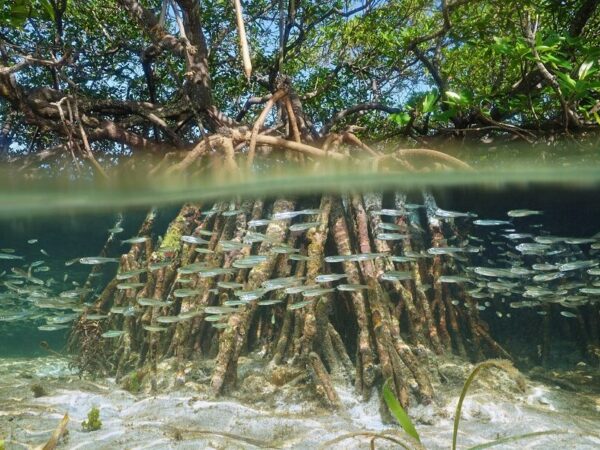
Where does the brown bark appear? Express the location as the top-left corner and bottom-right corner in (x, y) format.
(329, 196), (376, 399)
(211, 198), (294, 394)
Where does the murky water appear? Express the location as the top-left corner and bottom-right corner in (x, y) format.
(1, 166), (600, 449)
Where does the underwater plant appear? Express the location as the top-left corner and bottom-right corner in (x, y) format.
(122, 370), (145, 394)
(451, 359), (525, 450)
(81, 407), (102, 432)
(31, 382), (47, 398)
(379, 359), (583, 450)
(382, 378), (420, 443)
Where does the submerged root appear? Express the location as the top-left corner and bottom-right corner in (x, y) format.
(71, 187), (511, 414)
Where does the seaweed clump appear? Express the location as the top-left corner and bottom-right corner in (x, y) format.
(121, 369), (146, 393)
(81, 407), (102, 431)
(31, 382), (47, 398)
(69, 319), (110, 377)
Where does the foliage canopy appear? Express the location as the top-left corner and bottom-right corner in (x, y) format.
(0, 0), (599, 171)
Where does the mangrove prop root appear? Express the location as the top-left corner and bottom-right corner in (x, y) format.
(348, 194), (411, 405)
(246, 90), (287, 167)
(330, 196), (376, 399)
(211, 198), (294, 394)
(364, 193), (424, 345)
(395, 193), (443, 354)
(308, 351), (341, 408)
(285, 97), (302, 144)
(78, 185), (510, 412)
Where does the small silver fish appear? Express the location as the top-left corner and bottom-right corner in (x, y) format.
(143, 325), (168, 332)
(315, 274), (347, 283)
(102, 330), (125, 338)
(438, 275), (472, 284)
(337, 284), (369, 291)
(288, 300), (313, 310)
(248, 219), (273, 227)
(115, 281), (144, 291)
(258, 299), (283, 306)
(434, 208), (476, 219)
(181, 235), (210, 245)
(79, 257), (120, 265)
(376, 233), (409, 241)
(473, 219), (511, 226)
(559, 260), (598, 272)
(507, 209), (542, 218)
(380, 271), (413, 282)
(174, 289), (202, 298)
(0, 253), (23, 260)
(137, 298), (171, 307)
(156, 315), (181, 323)
(122, 236), (149, 244)
(289, 222), (321, 232)
(222, 209), (244, 217)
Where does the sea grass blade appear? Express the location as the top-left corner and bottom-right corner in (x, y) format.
(452, 359), (522, 450)
(467, 430), (569, 449)
(382, 378), (421, 443)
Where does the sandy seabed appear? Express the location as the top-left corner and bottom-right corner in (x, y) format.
(1, 356), (599, 449)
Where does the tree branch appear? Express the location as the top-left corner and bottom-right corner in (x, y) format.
(0, 51), (72, 75)
(523, 14), (580, 130)
(322, 103), (404, 135)
(569, 0), (600, 37)
(235, 94), (272, 122)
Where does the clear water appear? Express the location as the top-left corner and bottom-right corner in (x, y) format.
(1, 162), (600, 449)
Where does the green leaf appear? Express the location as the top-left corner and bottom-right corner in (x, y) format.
(421, 92), (437, 114)
(382, 379), (421, 443)
(515, 40), (531, 58)
(432, 109), (454, 122)
(539, 53), (559, 65)
(5, 0), (31, 28)
(491, 36), (510, 54)
(39, 0), (55, 20)
(578, 61), (594, 80)
(445, 90), (470, 109)
(593, 111), (600, 126)
(556, 72), (577, 91)
(540, 53), (572, 70)
(445, 90), (462, 101)
(389, 112), (411, 126)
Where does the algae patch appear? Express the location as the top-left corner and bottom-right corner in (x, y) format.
(81, 407), (102, 431)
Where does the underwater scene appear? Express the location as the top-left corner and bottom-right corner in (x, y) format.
(4, 0), (600, 448)
(1, 178), (600, 449)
